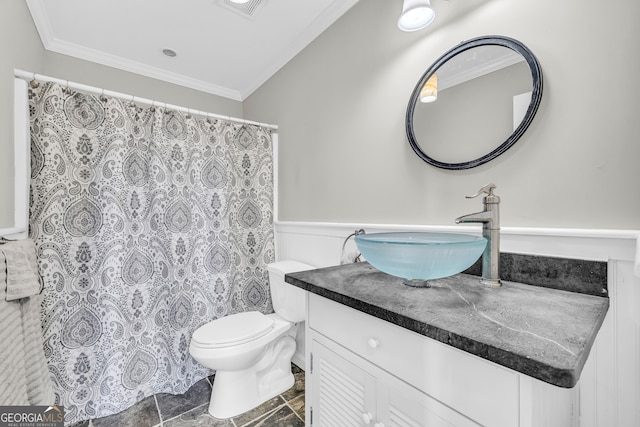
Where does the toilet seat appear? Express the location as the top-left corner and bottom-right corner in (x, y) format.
(191, 311), (275, 349)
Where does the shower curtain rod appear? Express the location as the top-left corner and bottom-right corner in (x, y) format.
(14, 69), (278, 130)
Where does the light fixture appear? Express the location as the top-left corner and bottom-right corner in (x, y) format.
(229, 0), (250, 3)
(398, 0), (435, 32)
(420, 73), (437, 103)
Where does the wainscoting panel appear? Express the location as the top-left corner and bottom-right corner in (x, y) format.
(276, 221), (640, 427)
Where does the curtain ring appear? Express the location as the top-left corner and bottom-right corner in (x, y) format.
(100, 88), (107, 103)
(149, 100), (155, 113)
(29, 72), (39, 88)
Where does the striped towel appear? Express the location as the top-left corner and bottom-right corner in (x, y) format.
(1, 239), (41, 301)
(0, 243), (54, 405)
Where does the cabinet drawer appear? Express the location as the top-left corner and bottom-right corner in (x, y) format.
(309, 293), (519, 427)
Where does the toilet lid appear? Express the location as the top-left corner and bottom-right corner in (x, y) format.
(191, 311), (275, 348)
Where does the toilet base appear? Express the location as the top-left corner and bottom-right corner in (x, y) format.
(208, 333), (296, 419)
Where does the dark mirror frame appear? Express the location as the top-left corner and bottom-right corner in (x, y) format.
(406, 35), (543, 170)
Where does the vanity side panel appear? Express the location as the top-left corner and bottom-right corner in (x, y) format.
(579, 259), (640, 427)
(612, 260), (640, 427)
(519, 375), (578, 427)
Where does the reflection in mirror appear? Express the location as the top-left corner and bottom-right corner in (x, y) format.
(406, 36), (543, 169)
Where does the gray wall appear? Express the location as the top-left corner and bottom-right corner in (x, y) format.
(0, 0), (44, 228)
(244, 0), (640, 230)
(0, 0), (243, 229)
(2, 0), (638, 231)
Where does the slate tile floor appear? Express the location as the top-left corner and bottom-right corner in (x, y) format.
(70, 364), (305, 427)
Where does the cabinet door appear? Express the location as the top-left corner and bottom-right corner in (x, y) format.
(377, 376), (480, 427)
(311, 334), (481, 427)
(312, 339), (377, 427)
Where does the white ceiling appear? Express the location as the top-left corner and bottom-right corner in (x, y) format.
(26, 0), (360, 101)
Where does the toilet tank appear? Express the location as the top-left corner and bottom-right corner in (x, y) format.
(267, 260), (315, 322)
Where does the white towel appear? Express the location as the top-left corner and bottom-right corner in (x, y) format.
(0, 249), (54, 405)
(1, 239), (41, 301)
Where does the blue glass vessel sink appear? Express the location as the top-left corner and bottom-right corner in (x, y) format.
(354, 232), (487, 287)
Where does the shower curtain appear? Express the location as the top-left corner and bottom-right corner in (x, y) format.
(28, 81), (275, 424)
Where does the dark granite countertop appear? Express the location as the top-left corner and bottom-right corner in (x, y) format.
(286, 262), (609, 388)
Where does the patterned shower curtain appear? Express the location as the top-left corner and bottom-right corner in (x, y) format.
(28, 82), (275, 424)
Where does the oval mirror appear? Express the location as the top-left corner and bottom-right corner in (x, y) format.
(406, 36), (543, 169)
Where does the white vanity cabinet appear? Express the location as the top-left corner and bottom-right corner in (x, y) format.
(305, 293), (578, 427)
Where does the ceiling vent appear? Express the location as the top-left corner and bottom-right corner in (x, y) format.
(221, 0), (264, 18)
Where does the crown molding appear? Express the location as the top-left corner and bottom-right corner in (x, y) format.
(26, 0), (240, 100)
(27, 0), (359, 102)
(439, 50), (524, 91)
(50, 39), (243, 101)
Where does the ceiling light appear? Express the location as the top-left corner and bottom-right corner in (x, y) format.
(420, 74), (437, 103)
(398, 0), (435, 32)
(229, 0), (250, 3)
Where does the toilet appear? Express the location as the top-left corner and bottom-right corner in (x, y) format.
(189, 260), (314, 419)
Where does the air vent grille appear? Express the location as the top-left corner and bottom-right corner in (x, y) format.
(223, 0), (263, 17)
